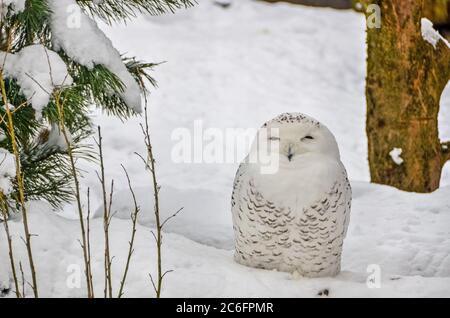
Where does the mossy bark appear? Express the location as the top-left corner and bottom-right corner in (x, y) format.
(364, 0), (450, 193)
(423, 0), (449, 24)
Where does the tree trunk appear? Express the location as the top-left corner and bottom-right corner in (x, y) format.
(423, 0), (449, 24)
(364, 0), (450, 193)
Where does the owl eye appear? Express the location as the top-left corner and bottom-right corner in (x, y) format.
(268, 137), (280, 141)
(302, 135), (314, 141)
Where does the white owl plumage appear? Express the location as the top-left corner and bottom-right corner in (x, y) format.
(231, 113), (351, 277)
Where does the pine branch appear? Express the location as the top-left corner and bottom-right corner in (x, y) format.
(124, 56), (159, 96)
(77, 0), (195, 24)
(1, 78), (91, 209)
(0, 0), (176, 213)
(14, 0), (52, 49)
(66, 56), (158, 118)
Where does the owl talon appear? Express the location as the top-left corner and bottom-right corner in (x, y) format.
(317, 289), (329, 297)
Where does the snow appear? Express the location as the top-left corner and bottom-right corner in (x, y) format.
(45, 124), (72, 152)
(389, 148), (404, 165)
(1, 0), (450, 298)
(2, 182), (450, 297)
(421, 18), (450, 49)
(0, 149), (15, 195)
(48, 0), (142, 112)
(96, 186), (234, 249)
(1, 44), (73, 118)
(1, 0), (26, 14)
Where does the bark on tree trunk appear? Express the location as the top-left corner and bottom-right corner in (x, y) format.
(423, 0), (449, 24)
(363, 0), (450, 193)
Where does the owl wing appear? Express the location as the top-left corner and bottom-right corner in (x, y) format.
(304, 166), (351, 244)
(231, 160), (248, 211)
(289, 165), (351, 276)
(340, 166), (352, 238)
(231, 160), (250, 235)
(232, 160), (293, 268)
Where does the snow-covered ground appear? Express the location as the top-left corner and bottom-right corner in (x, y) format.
(1, 0), (450, 298)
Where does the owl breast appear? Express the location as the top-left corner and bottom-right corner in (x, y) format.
(231, 161), (351, 277)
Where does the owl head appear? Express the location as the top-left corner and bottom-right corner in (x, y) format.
(254, 113), (341, 167)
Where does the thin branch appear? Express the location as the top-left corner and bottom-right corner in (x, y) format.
(140, 104), (165, 298)
(150, 230), (157, 244)
(24, 73), (51, 95)
(19, 262), (25, 298)
(148, 273), (157, 295)
(160, 207), (184, 229)
(53, 89), (92, 298)
(86, 188), (94, 297)
(97, 126), (113, 298)
(117, 165), (140, 298)
(0, 69), (39, 298)
(107, 180), (115, 226)
(161, 270), (173, 280)
(0, 193), (21, 298)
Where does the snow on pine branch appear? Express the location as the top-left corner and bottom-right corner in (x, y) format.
(0, 149), (16, 195)
(78, 0), (194, 24)
(48, 0), (143, 112)
(1, 45), (73, 118)
(421, 18), (450, 49)
(0, 0), (26, 15)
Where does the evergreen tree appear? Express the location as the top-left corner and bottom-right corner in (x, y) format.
(0, 0), (192, 209)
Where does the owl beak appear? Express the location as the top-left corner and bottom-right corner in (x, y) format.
(287, 146), (294, 162)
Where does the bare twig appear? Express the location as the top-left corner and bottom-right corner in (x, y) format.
(107, 180), (115, 226)
(149, 273), (157, 295)
(19, 262), (25, 298)
(160, 207), (184, 229)
(139, 104), (165, 298)
(150, 230), (157, 243)
(86, 188), (94, 297)
(117, 165), (140, 298)
(53, 89), (92, 298)
(96, 126), (113, 298)
(0, 192), (21, 298)
(161, 270), (173, 280)
(0, 70), (39, 298)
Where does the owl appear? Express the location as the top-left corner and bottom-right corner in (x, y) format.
(231, 113), (351, 277)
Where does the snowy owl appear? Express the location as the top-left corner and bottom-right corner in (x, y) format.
(231, 113), (351, 277)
